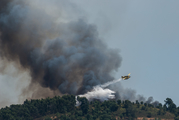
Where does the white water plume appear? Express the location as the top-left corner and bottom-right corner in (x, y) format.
(79, 86), (115, 101)
(76, 78), (122, 105)
(99, 78), (122, 88)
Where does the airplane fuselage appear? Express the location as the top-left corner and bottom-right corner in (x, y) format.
(121, 76), (130, 80)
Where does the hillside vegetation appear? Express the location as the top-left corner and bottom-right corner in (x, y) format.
(0, 95), (179, 120)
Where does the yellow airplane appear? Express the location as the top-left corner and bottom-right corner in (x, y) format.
(121, 73), (131, 80)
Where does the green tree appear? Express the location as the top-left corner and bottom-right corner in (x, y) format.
(144, 103), (147, 107)
(136, 100), (139, 105)
(117, 100), (121, 105)
(164, 98), (177, 113)
(175, 116), (179, 120)
(124, 100), (136, 119)
(86, 114), (93, 120)
(100, 114), (111, 120)
(110, 102), (118, 112)
(45, 117), (52, 120)
(147, 112), (152, 118)
(141, 106), (145, 110)
(78, 97), (89, 114)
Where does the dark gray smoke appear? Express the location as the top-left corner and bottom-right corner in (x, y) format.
(146, 96), (154, 104)
(109, 83), (159, 105)
(146, 96), (159, 106)
(110, 83), (146, 102)
(0, 0), (121, 96)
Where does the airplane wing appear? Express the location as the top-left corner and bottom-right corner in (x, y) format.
(128, 73), (131, 76)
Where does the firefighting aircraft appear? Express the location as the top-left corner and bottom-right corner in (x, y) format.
(121, 73), (131, 80)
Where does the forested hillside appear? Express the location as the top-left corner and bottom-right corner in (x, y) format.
(0, 95), (178, 120)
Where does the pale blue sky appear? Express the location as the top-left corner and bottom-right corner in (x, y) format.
(73, 0), (179, 105)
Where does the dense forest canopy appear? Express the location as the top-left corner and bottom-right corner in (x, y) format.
(0, 95), (179, 120)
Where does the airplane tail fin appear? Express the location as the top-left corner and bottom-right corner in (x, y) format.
(128, 73), (131, 76)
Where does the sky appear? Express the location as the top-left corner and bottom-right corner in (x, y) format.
(72, 0), (179, 105)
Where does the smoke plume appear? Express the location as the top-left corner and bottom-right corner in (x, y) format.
(0, 0), (121, 99)
(0, 0), (159, 107)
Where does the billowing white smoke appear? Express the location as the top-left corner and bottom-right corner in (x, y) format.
(76, 78), (121, 105)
